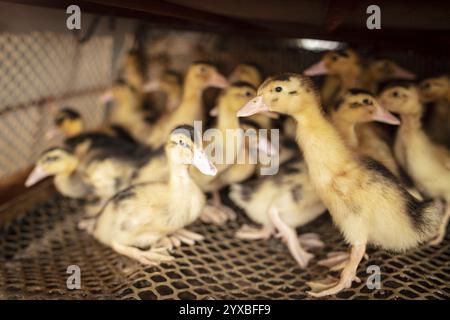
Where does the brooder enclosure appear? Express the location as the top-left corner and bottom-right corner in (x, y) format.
(0, 1), (449, 300)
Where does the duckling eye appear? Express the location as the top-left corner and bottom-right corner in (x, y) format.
(275, 86), (283, 93)
(199, 66), (207, 73)
(331, 55), (338, 61)
(46, 156), (59, 162)
(392, 91), (399, 97)
(362, 98), (371, 105)
(245, 91), (252, 97)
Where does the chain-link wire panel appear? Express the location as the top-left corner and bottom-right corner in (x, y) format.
(0, 31), (114, 177)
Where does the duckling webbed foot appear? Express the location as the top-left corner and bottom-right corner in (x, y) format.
(78, 218), (96, 234)
(201, 204), (236, 225)
(307, 243), (366, 297)
(269, 206), (313, 268)
(317, 250), (368, 271)
(298, 233), (325, 250)
(155, 229), (204, 250)
(235, 224), (274, 240)
(112, 241), (174, 266)
(428, 204), (450, 246)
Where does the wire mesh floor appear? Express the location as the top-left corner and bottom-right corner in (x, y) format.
(0, 189), (449, 300)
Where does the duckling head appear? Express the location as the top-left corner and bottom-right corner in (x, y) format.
(143, 71), (182, 109)
(185, 62), (228, 90)
(237, 73), (320, 117)
(379, 82), (423, 116)
(221, 81), (257, 112)
(333, 89), (400, 125)
(53, 107), (84, 137)
(418, 75), (450, 103)
(166, 125), (217, 176)
(304, 49), (359, 77)
(25, 147), (79, 187)
(229, 63), (263, 88)
(368, 59), (416, 82)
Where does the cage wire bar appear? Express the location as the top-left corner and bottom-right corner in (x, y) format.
(0, 4), (450, 300)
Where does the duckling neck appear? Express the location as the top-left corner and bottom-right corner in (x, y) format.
(177, 84), (204, 117)
(168, 162), (196, 192)
(292, 102), (355, 182)
(217, 102), (240, 133)
(166, 86), (181, 109)
(331, 114), (359, 149)
(339, 65), (361, 91)
(400, 113), (422, 132)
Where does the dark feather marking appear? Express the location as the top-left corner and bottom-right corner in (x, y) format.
(291, 184), (303, 202)
(348, 88), (374, 96)
(288, 90), (298, 95)
(231, 81), (256, 90)
(239, 118), (261, 130)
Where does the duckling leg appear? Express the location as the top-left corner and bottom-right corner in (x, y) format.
(201, 191), (236, 225)
(298, 233), (325, 250)
(268, 206), (313, 268)
(317, 251), (369, 271)
(428, 203), (450, 246)
(235, 224), (274, 240)
(307, 243), (366, 297)
(111, 241), (174, 266)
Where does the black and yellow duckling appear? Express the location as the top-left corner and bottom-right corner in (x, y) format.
(47, 107), (137, 152)
(145, 62), (228, 149)
(25, 147), (93, 199)
(80, 125), (217, 266)
(379, 83), (450, 245)
(238, 73), (442, 297)
(419, 75), (450, 146)
(230, 157), (326, 268)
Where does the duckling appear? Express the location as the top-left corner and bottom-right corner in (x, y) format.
(229, 63), (263, 88)
(229, 157), (326, 267)
(331, 89), (401, 177)
(379, 83), (450, 245)
(237, 73), (443, 297)
(361, 58), (416, 93)
(47, 107), (138, 151)
(142, 70), (182, 112)
(83, 125), (217, 265)
(190, 82), (267, 224)
(145, 62), (228, 149)
(25, 147), (92, 199)
(227, 63), (274, 131)
(304, 49), (362, 109)
(121, 49), (145, 94)
(419, 75), (450, 146)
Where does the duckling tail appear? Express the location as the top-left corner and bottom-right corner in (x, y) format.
(412, 198), (445, 243)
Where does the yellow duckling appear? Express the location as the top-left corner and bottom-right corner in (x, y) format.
(82, 125), (217, 265)
(419, 75), (450, 146)
(379, 83), (450, 245)
(238, 73), (442, 297)
(146, 62), (228, 149)
(25, 147), (92, 199)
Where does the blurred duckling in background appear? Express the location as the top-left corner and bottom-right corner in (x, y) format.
(146, 62), (228, 149)
(229, 63), (263, 88)
(379, 83), (450, 245)
(331, 89), (401, 176)
(419, 75), (450, 146)
(47, 107), (137, 151)
(25, 147), (92, 199)
(191, 82), (270, 224)
(143, 70), (182, 112)
(304, 49), (362, 109)
(238, 73), (443, 297)
(81, 125), (217, 266)
(230, 158), (326, 268)
(361, 58), (416, 93)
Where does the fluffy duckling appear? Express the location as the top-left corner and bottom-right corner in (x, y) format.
(190, 82), (266, 224)
(304, 49), (362, 109)
(237, 73), (443, 297)
(227, 63), (275, 131)
(146, 62), (228, 149)
(419, 75), (450, 146)
(83, 125), (217, 265)
(379, 83), (450, 245)
(47, 107), (137, 151)
(143, 70), (182, 112)
(121, 49), (145, 93)
(331, 89), (401, 176)
(361, 58), (416, 93)
(25, 147), (92, 199)
(230, 157), (326, 267)
(229, 63), (263, 88)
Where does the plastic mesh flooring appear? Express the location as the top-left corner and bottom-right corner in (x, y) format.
(0, 188), (449, 300)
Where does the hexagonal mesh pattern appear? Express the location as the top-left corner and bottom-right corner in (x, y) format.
(0, 188), (449, 300)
